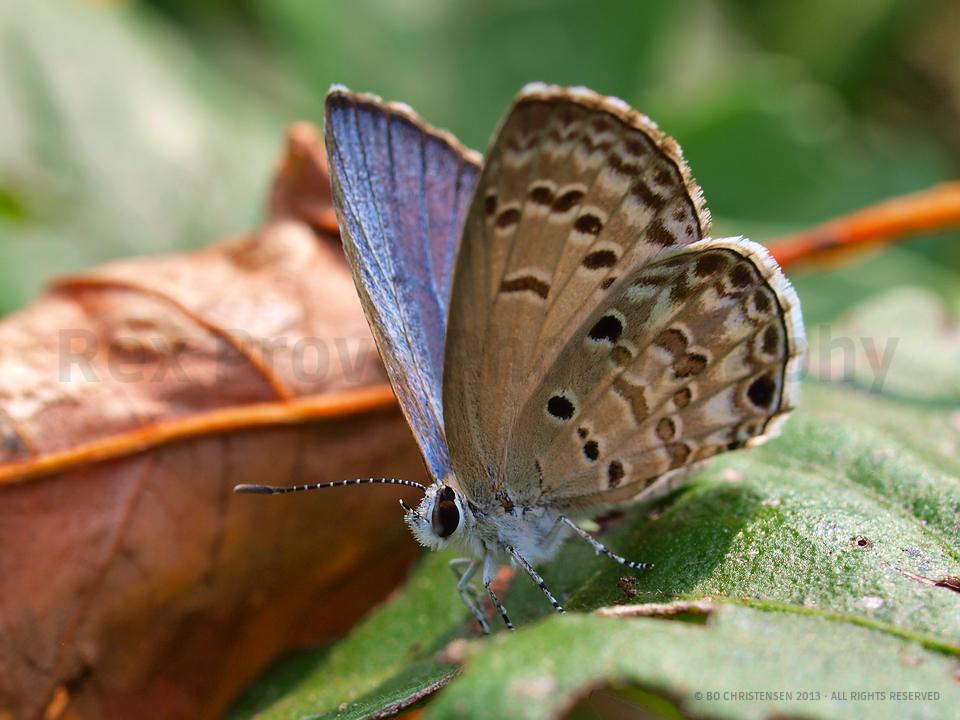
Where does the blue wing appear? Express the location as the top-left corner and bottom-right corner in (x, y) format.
(325, 86), (481, 482)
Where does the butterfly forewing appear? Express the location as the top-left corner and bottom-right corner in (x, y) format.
(443, 84), (713, 503)
(325, 88), (481, 482)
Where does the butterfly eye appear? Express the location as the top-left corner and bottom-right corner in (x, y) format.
(432, 486), (460, 538)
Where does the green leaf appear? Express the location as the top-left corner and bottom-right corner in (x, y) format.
(429, 607), (960, 720)
(227, 551), (467, 720)
(233, 287), (960, 718)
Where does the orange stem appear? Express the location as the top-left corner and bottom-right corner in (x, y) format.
(769, 181), (960, 269)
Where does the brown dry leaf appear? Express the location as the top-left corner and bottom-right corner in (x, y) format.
(0, 124), (426, 720)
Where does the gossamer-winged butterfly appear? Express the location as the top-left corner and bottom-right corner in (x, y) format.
(236, 84), (805, 632)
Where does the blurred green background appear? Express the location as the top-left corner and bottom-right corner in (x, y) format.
(1, 0), (958, 323)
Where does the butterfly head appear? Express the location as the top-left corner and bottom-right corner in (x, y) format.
(402, 482), (471, 550)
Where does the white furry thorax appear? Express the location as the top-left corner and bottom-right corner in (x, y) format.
(403, 481), (569, 566)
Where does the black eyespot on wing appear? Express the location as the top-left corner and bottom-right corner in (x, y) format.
(607, 461), (625, 487)
(588, 314), (623, 344)
(646, 218), (676, 246)
(528, 184), (555, 205)
(582, 249), (617, 269)
(583, 440), (599, 461)
(484, 193), (497, 217)
(547, 394), (575, 421)
(574, 214), (604, 235)
(432, 486), (460, 539)
(729, 263), (754, 289)
(500, 276), (550, 299)
(747, 373), (777, 409)
(674, 352), (707, 378)
(552, 189), (584, 212)
(694, 252), (727, 278)
(762, 325), (781, 355)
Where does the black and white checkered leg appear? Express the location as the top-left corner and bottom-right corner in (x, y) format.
(482, 556), (514, 631)
(506, 545), (565, 615)
(560, 516), (654, 570)
(450, 558), (490, 634)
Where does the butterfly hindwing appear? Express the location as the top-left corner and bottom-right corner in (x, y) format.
(443, 84), (713, 504)
(325, 87), (481, 482)
(510, 237), (803, 508)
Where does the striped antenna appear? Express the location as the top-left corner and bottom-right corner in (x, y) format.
(233, 478), (428, 495)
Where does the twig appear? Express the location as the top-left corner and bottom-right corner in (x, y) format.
(769, 181), (960, 270)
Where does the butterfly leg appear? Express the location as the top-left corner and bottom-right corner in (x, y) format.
(449, 558), (491, 634)
(505, 545), (565, 615)
(482, 555), (514, 631)
(560, 516), (654, 570)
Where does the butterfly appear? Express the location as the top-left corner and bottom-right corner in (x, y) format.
(236, 83), (805, 633)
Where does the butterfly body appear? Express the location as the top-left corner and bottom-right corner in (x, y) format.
(292, 83), (805, 631)
(406, 479), (570, 567)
